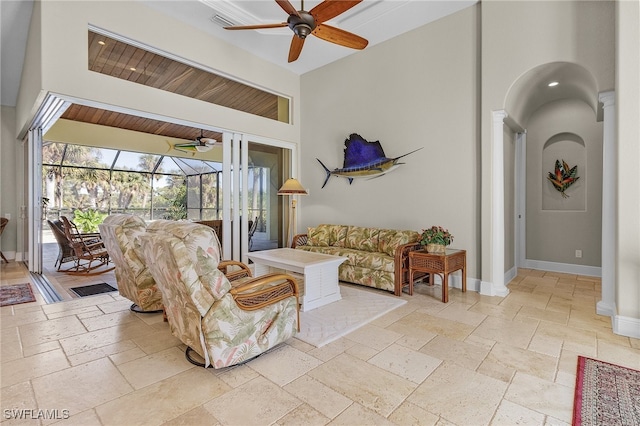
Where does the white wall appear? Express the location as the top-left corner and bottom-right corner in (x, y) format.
(525, 99), (603, 267)
(504, 125), (516, 273)
(0, 106), (18, 258)
(300, 6), (480, 278)
(615, 0), (640, 331)
(17, 1), (301, 144)
(481, 0), (615, 284)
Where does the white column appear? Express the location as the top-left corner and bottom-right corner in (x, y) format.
(597, 91), (616, 317)
(483, 110), (510, 297)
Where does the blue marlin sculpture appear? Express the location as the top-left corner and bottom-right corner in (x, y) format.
(317, 133), (422, 188)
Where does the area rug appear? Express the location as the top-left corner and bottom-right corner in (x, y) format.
(70, 282), (117, 297)
(573, 355), (640, 426)
(295, 285), (407, 348)
(0, 283), (36, 306)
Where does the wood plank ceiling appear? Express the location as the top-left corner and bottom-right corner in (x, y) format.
(58, 30), (285, 143)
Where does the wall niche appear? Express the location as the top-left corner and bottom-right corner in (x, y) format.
(542, 132), (586, 211)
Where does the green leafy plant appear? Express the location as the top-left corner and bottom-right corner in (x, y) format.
(73, 209), (107, 233)
(420, 226), (454, 246)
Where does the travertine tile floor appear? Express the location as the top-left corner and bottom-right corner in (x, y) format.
(1, 261), (639, 425)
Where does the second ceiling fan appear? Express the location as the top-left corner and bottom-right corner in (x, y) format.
(224, 0), (368, 63)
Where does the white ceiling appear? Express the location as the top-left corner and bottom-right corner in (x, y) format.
(0, 0), (477, 107)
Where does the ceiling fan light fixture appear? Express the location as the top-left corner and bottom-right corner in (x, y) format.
(195, 145), (214, 153)
(294, 23), (312, 38)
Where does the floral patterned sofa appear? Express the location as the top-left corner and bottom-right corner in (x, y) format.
(139, 220), (300, 368)
(292, 224), (420, 295)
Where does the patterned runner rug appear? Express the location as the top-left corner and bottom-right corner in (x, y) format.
(573, 355), (640, 425)
(0, 283), (36, 306)
(295, 285), (407, 348)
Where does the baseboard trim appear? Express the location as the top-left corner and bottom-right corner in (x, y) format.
(613, 314), (640, 339)
(504, 266), (517, 285)
(596, 300), (616, 317)
(524, 259), (601, 277)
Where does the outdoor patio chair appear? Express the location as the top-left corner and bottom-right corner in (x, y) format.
(48, 218), (102, 271)
(60, 216), (113, 275)
(139, 220), (300, 369)
(99, 214), (163, 313)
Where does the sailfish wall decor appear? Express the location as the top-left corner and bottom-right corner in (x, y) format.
(317, 133), (422, 188)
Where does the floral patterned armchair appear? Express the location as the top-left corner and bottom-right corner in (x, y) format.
(99, 214), (164, 313)
(139, 221), (300, 368)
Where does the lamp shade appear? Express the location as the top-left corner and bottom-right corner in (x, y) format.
(278, 178), (308, 195)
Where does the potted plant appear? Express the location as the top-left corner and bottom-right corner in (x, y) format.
(420, 226), (454, 254)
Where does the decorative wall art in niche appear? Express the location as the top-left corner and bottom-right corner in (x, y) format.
(316, 133), (422, 188)
(542, 133), (586, 211)
(547, 159), (580, 198)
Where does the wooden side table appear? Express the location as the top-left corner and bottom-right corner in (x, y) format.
(408, 249), (466, 303)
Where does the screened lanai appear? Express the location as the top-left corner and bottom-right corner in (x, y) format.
(42, 141), (269, 226)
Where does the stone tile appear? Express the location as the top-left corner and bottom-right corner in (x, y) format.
(433, 302), (487, 326)
(203, 376), (300, 426)
(484, 342), (558, 381)
(535, 322), (597, 356)
(307, 353), (416, 417)
(387, 311), (476, 342)
(97, 368), (231, 425)
(247, 344), (322, 386)
(471, 316), (538, 349)
(67, 340), (139, 366)
(369, 343), (442, 384)
(0, 308), (47, 329)
(504, 372), (574, 423)
(394, 332), (437, 351)
(131, 327), (182, 354)
(370, 301), (418, 328)
(307, 337), (357, 362)
(212, 363), (260, 388)
(420, 335), (489, 371)
(276, 403), (331, 426)
(59, 320), (156, 356)
(516, 305), (569, 325)
(79, 310), (140, 331)
(500, 290), (551, 310)
(329, 403), (396, 426)
(343, 324), (402, 351)
(468, 301), (521, 321)
(18, 315), (87, 348)
(116, 347), (194, 389)
(596, 339), (640, 369)
(32, 358), (133, 414)
(108, 346), (148, 365)
(491, 400), (546, 425)
(344, 343), (379, 361)
(528, 333), (563, 358)
(284, 375), (352, 420)
(163, 406), (222, 426)
(52, 409), (101, 426)
(408, 362), (507, 425)
(388, 401), (439, 426)
(0, 381), (38, 425)
(1, 348), (70, 388)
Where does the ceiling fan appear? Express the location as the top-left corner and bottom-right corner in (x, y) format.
(224, 0), (368, 63)
(172, 129), (219, 154)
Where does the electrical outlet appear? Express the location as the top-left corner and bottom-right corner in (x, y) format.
(575, 250), (582, 258)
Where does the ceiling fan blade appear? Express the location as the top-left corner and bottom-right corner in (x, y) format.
(288, 35), (305, 62)
(276, 0), (301, 17)
(310, 0), (362, 23)
(312, 23), (368, 49)
(224, 22), (288, 30)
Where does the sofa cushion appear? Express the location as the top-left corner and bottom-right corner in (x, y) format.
(378, 229), (421, 257)
(308, 224), (348, 247)
(307, 225), (331, 247)
(327, 224), (348, 247)
(346, 226), (380, 252)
